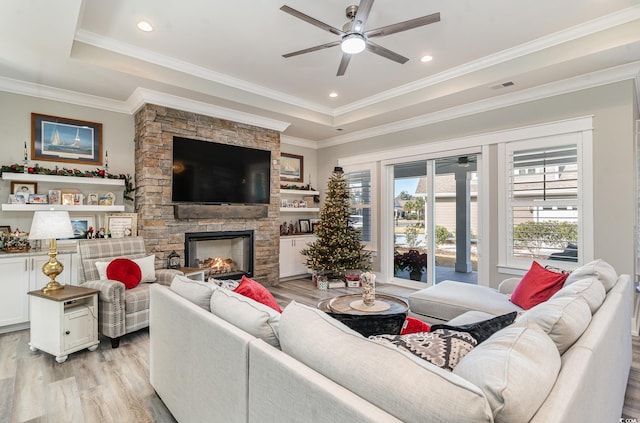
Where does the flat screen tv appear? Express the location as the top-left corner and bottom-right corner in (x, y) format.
(172, 137), (271, 205)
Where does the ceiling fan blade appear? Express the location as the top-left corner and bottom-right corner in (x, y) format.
(365, 12), (440, 39)
(280, 5), (344, 36)
(366, 41), (409, 64)
(283, 40), (341, 58)
(337, 53), (352, 76)
(351, 0), (374, 32)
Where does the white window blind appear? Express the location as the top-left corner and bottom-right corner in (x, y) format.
(507, 142), (579, 263)
(345, 170), (372, 243)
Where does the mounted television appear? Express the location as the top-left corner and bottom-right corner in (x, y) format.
(172, 137), (271, 205)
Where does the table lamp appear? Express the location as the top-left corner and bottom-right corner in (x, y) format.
(28, 210), (75, 292)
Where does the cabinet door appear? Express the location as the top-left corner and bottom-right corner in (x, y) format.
(292, 238), (312, 275)
(31, 253), (73, 290)
(0, 256), (30, 326)
(279, 238), (295, 278)
(63, 307), (94, 351)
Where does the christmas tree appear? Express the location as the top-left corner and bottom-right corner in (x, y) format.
(301, 167), (372, 276)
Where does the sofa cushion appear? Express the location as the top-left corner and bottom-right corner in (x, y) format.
(551, 276), (605, 314)
(124, 282), (150, 313)
(170, 275), (217, 311)
(369, 329), (477, 371)
(516, 295), (591, 354)
(565, 259), (618, 292)
(210, 288), (281, 348)
(106, 258), (142, 289)
(279, 301), (493, 423)
(233, 275), (282, 313)
(430, 311), (517, 344)
(408, 281), (522, 322)
(453, 322), (561, 423)
(510, 261), (568, 309)
(400, 316), (431, 334)
(133, 255), (156, 282)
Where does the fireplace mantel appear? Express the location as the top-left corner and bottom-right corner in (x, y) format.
(174, 204), (268, 219)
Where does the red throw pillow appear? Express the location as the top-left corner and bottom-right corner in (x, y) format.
(510, 261), (569, 309)
(233, 275), (282, 313)
(400, 317), (431, 335)
(106, 258), (142, 289)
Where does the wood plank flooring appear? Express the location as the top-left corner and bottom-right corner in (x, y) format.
(0, 278), (638, 422)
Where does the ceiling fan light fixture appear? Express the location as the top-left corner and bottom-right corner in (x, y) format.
(341, 33), (366, 54)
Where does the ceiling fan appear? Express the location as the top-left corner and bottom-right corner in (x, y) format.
(280, 0), (440, 76)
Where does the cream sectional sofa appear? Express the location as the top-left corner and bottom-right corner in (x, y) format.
(149, 264), (633, 423)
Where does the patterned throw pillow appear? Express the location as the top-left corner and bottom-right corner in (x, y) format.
(430, 311), (517, 344)
(369, 329), (477, 371)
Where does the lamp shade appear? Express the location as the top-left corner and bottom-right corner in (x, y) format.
(28, 210), (74, 240)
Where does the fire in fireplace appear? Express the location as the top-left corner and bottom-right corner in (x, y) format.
(184, 230), (254, 279)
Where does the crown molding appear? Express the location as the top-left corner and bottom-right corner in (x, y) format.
(280, 135), (317, 149)
(320, 61), (640, 148)
(127, 88), (290, 132)
(0, 76), (129, 114)
(75, 29), (333, 116)
(333, 5), (640, 116)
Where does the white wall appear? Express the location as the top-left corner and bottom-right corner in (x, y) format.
(0, 91), (134, 233)
(318, 80), (637, 285)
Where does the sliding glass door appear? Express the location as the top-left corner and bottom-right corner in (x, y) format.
(391, 154), (479, 285)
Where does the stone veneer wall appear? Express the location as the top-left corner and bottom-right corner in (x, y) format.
(134, 104), (281, 286)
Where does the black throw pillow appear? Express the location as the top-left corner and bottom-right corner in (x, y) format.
(430, 311), (517, 344)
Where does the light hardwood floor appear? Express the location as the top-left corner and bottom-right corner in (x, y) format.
(1, 278), (638, 422)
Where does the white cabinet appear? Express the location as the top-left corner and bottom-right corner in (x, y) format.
(28, 285), (99, 363)
(0, 251), (78, 333)
(280, 235), (315, 278)
(0, 256), (30, 327)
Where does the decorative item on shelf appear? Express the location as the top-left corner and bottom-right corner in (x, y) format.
(0, 228), (31, 252)
(167, 250), (180, 269)
(28, 210), (74, 292)
(23, 141), (29, 173)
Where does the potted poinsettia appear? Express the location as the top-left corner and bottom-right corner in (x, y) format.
(394, 249), (428, 281)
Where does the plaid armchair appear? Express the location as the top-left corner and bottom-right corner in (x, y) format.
(76, 237), (183, 348)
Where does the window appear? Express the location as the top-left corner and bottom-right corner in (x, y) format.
(345, 169), (372, 244)
(502, 137), (582, 268)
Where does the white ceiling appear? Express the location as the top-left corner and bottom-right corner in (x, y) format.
(1, 0), (639, 146)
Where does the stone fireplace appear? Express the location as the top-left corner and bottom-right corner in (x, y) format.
(134, 104), (281, 285)
(184, 230), (254, 279)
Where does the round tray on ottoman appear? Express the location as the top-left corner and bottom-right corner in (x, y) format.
(317, 294), (408, 337)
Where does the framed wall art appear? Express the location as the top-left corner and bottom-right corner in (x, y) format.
(280, 153), (304, 183)
(105, 213), (138, 238)
(31, 113), (102, 165)
(298, 219), (311, 234)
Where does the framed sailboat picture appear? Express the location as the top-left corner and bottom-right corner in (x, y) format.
(31, 113), (102, 165)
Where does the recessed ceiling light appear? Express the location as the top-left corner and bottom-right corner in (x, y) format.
(421, 55), (433, 63)
(137, 20), (153, 32)
(329, 92), (338, 98)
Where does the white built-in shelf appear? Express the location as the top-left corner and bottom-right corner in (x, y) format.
(279, 189), (320, 196)
(1, 204), (125, 212)
(2, 173), (125, 186)
(280, 207), (320, 213)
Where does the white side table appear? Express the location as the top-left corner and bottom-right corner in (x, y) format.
(178, 266), (206, 282)
(28, 285), (100, 363)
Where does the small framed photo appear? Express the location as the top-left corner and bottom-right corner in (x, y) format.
(11, 182), (37, 201)
(48, 190), (61, 205)
(8, 195), (26, 204)
(86, 192), (99, 205)
(74, 193), (84, 205)
(280, 153), (304, 183)
(28, 194), (48, 204)
(62, 193), (75, 206)
(99, 192), (115, 206)
(69, 215), (95, 239)
(0, 226), (11, 234)
(281, 199), (288, 208)
(298, 219), (311, 234)
(105, 213), (138, 238)
(31, 113), (102, 165)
